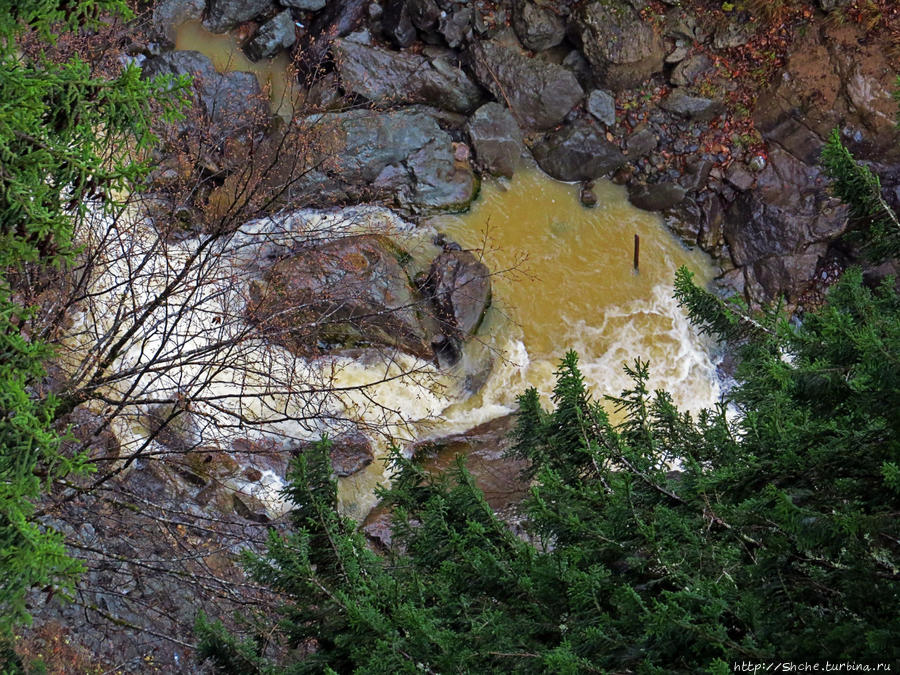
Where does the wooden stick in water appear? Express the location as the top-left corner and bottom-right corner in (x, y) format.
(633, 234), (640, 272)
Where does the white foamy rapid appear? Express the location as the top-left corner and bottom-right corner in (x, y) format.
(65, 174), (723, 521)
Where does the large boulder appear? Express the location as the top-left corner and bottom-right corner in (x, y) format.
(468, 40), (583, 130)
(333, 40), (483, 114)
(426, 248), (492, 337)
(311, 108), (478, 213)
(464, 102), (531, 177)
(570, 1), (665, 91)
(292, 431), (375, 477)
(203, 0), (274, 33)
(150, 0), (205, 40)
(247, 234), (434, 359)
(531, 119), (626, 181)
(512, 0), (566, 52)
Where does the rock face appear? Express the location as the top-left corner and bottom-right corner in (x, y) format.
(248, 234), (433, 359)
(464, 102), (530, 177)
(570, 1), (665, 90)
(512, 0), (566, 52)
(723, 147), (848, 302)
(245, 10), (297, 61)
(333, 39), (483, 114)
(203, 0), (273, 33)
(468, 40), (583, 130)
(532, 119), (626, 181)
(311, 108), (478, 213)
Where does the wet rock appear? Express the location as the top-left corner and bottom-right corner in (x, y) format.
(512, 0), (566, 52)
(570, 1), (665, 91)
(532, 119), (626, 181)
(626, 128), (657, 158)
(670, 53), (713, 87)
(723, 147), (848, 301)
(464, 102), (531, 178)
(562, 49), (593, 89)
(679, 157), (714, 193)
(580, 182), (598, 207)
(439, 7), (474, 48)
(248, 234), (433, 359)
(468, 39), (583, 130)
(151, 0), (205, 40)
(406, 415), (528, 511)
(425, 247), (492, 345)
(660, 88), (724, 122)
(203, 0), (273, 33)
(586, 89), (616, 126)
(311, 108), (478, 212)
(333, 40), (482, 114)
(628, 181), (687, 211)
(141, 50), (268, 156)
(725, 163), (755, 192)
(298, 0), (369, 72)
(281, 0), (327, 9)
(245, 10), (297, 61)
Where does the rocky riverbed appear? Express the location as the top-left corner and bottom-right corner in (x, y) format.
(20, 0), (899, 670)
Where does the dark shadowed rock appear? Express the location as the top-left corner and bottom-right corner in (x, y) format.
(723, 147), (848, 302)
(203, 0), (273, 33)
(532, 119), (626, 181)
(512, 0), (566, 51)
(245, 10), (297, 61)
(439, 7), (474, 48)
(660, 88), (724, 121)
(570, 1), (665, 90)
(628, 181), (687, 211)
(333, 39), (483, 114)
(248, 234), (433, 359)
(468, 40), (583, 130)
(382, 0), (417, 47)
(626, 128), (657, 158)
(464, 102), (531, 177)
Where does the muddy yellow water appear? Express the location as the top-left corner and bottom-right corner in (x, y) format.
(426, 171), (719, 423)
(339, 172), (722, 518)
(175, 20), (301, 119)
